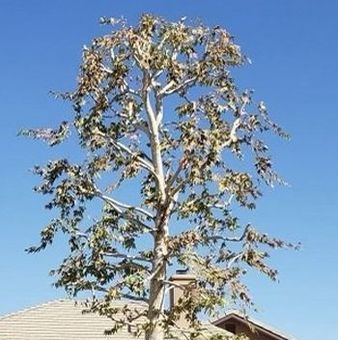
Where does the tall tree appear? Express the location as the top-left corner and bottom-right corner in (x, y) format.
(21, 15), (294, 340)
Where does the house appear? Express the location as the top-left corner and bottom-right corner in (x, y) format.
(0, 271), (295, 339)
(213, 310), (296, 340)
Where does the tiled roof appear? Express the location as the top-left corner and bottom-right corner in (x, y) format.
(0, 299), (232, 339)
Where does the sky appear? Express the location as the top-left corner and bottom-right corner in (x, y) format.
(0, 1), (337, 339)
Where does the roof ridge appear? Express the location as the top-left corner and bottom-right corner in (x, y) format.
(0, 298), (71, 321)
(0, 297), (148, 322)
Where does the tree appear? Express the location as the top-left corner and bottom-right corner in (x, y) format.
(21, 15), (294, 340)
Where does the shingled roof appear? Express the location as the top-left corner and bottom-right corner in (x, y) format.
(0, 299), (233, 339)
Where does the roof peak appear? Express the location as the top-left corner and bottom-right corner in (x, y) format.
(0, 299), (71, 321)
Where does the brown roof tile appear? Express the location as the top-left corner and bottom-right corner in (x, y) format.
(0, 299), (232, 339)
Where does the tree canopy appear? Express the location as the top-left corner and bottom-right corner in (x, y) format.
(21, 14), (295, 340)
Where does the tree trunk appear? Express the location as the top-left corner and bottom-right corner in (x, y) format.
(142, 70), (169, 340)
(145, 223), (168, 340)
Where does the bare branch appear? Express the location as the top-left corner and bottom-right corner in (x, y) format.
(227, 252), (244, 269)
(159, 77), (197, 97)
(161, 279), (185, 290)
(167, 158), (188, 191)
(94, 284), (150, 303)
(98, 192), (154, 220)
(95, 191), (155, 233)
(207, 225), (251, 243)
(111, 140), (156, 176)
(104, 251), (152, 264)
(121, 294), (149, 303)
(158, 80), (175, 96)
(153, 70), (164, 80)
(223, 117), (241, 147)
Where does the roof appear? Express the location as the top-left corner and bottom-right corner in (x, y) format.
(212, 310), (296, 340)
(0, 299), (232, 340)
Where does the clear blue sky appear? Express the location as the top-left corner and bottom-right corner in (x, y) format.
(0, 1), (337, 339)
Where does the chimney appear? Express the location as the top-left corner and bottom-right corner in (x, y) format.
(169, 269), (196, 328)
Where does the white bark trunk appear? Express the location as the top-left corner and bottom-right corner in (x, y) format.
(145, 225), (167, 340)
(143, 71), (169, 340)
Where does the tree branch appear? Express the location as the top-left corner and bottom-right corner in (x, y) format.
(159, 77), (197, 97)
(161, 279), (185, 291)
(167, 157), (188, 191)
(104, 251), (152, 264)
(98, 192), (154, 220)
(94, 284), (150, 303)
(95, 191), (155, 233)
(111, 140), (157, 176)
(93, 128), (157, 178)
(207, 225), (250, 243)
(223, 117), (241, 147)
(227, 251), (244, 269)
(121, 294), (149, 303)
(142, 70), (167, 204)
